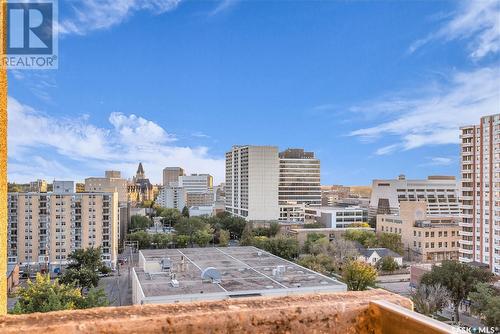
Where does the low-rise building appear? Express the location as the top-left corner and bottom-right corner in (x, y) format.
(358, 248), (403, 267)
(376, 201), (460, 262)
(304, 206), (367, 228)
(156, 186), (187, 210)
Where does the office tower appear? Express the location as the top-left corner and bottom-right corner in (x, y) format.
(155, 186), (187, 210)
(278, 148), (321, 221)
(85, 170), (128, 203)
(377, 202), (460, 263)
(163, 167), (185, 186)
(179, 174), (214, 207)
(368, 175), (460, 220)
(459, 114), (500, 274)
(7, 191), (119, 269)
(225, 145), (279, 221)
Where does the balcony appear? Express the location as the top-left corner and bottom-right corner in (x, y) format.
(0, 290), (452, 334)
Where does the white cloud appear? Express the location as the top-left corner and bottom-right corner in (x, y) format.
(420, 157), (454, 167)
(209, 0), (238, 16)
(58, 0), (181, 35)
(409, 1), (500, 60)
(8, 97), (225, 184)
(350, 67), (500, 154)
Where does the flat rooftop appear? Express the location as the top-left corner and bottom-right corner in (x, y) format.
(133, 246), (345, 304)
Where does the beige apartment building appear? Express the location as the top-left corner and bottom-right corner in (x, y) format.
(85, 170), (128, 203)
(225, 145), (279, 221)
(460, 114), (500, 274)
(376, 201), (460, 262)
(8, 192), (119, 270)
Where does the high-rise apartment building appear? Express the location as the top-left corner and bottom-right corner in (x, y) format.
(459, 114), (500, 274)
(278, 148), (321, 221)
(8, 192), (119, 269)
(85, 170), (128, 203)
(155, 186), (187, 210)
(163, 167), (185, 186)
(368, 175), (460, 220)
(225, 145), (279, 221)
(179, 174), (214, 207)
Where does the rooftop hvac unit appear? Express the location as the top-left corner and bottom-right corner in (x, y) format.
(201, 267), (221, 284)
(161, 258), (172, 272)
(171, 279), (179, 288)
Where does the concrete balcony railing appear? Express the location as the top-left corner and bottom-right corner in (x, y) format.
(0, 290), (453, 334)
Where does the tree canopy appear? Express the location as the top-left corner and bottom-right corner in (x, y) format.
(342, 260), (377, 291)
(421, 260), (493, 323)
(11, 274), (108, 314)
(60, 247), (110, 289)
(129, 215), (152, 232)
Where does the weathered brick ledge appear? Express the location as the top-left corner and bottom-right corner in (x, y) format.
(0, 289), (451, 334)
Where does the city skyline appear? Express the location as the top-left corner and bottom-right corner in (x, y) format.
(7, 1), (500, 185)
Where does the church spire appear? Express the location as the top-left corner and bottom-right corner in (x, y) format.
(136, 162), (145, 180)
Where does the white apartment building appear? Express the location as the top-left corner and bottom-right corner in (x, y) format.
(279, 148), (321, 221)
(8, 191), (119, 270)
(225, 145), (279, 221)
(368, 175), (460, 220)
(179, 174), (213, 193)
(305, 206), (366, 228)
(460, 114), (500, 274)
(155, 186), (187, 211)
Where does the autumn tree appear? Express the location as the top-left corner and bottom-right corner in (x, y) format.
(342, 260), (377, 291)
(410, 284), (449, 317)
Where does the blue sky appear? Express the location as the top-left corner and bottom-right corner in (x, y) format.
(7, 0), (500, 185)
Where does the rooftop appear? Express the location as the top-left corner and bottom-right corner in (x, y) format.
(133, 246), (345, 304)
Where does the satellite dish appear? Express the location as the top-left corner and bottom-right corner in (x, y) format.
(201, 267), (221, 283)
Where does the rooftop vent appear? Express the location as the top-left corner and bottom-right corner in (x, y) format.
(171, 279), (179, 288)
(161, 258), (172, 272)
(201, 267), (221, 284)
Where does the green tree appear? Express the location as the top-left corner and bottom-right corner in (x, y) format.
(218, 229), (230, 247)
(410, 284), (449, 317)
(258, 237), (300, 261)
(297, 254), (333, 275)
(268, 221), (281, 237)
(175, 234), (190, 248)
(157, 208), (182, 228)
(342, 260), (377, 291)
(129, 215), (152, 232)
(469, 283), (500, 327)
(194, 230), (213, 247)
(151, 233), (172, 249)
(377, 233), (404, 255)
(377, 256), (399, 272)
(61, 247), (109, 289)
(127, 230), (152, 249)
(175, 217), (214, 246)
(217, 213), (246, 239)
(240, 223), (254, 246)
(302, 233), (326, 254)
(421, 260), (493, 323)
(11, 274), (109, 314)
(181, 206), (190, 218)
(343, 230), (377, 248)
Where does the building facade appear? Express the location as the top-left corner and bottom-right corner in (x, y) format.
(7, 192), (119, 270)
(163, 167), (185, 187)
(321, 185), (351, 206)
(225, 145), (279, 221)
(155, 186), (187, 210)
(369, 175), (460, 220)
(305, 206), (367, 228)
(459, 114), (500, 274)
(128, 163), (154, 203)
(376, 202), (460, 263)
(85, 170), (128, 203)
(278, 148), (321, 222)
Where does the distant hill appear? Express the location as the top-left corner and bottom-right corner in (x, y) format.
(349, 186), (372, 198)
